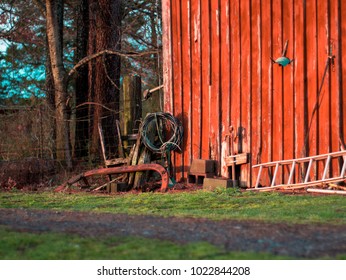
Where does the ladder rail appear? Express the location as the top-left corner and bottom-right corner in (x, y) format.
(253, 150), (346, 168)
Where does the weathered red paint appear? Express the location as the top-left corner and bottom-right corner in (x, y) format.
(200, 0), (211, 160)
(162, 0), (346, 186)
(220, 0), (231, 177)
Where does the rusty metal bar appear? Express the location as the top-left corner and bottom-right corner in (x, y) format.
(57, 164), (169, 192)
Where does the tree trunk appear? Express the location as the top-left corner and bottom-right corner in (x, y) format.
(89, 0), (122, 160)
(45, 0), (72, 169)
(75, 0), (90, 158)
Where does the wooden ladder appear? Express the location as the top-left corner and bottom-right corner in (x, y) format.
(252, 150), (346, 190)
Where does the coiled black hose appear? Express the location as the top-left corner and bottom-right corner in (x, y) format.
(140, 112), (183, 154)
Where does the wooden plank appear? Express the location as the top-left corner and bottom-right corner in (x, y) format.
(210, 0), (221, 174)
(305, 0), (318, 180)
(191, 0), (202, 160)
(181, 0), (192, 179)
(330, 0), (342, 177)
(341, 0), (346, 155)
(200, 0), (211, 159)
(171, 0), (183, 180)
(239, 0), (251, 186)
(259, 0), (272, 186)
(230, 0), (241, 159)
(250, 0), (262, 186)
(294, 0), (307, 183)
(342, 0), (346, 153)
(271, 0), (283, 183)
(316, 0), (330, 179)
(162, 0), (173, 113)
(220, 0), (231, 177)
(282, 0), (295, 183)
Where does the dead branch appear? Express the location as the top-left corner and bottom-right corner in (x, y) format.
(75, 102), (119, 114)
(33, 0), (46, 16)
(102, 55), (121, 91)
(68, 49), (159, 77)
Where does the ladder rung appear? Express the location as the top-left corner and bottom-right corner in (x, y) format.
(304, 158), (313, 183)
(322, 155), (331, 180)
(255, 166), (263, 188)
(287, 161), (296, 185)
(340, 157), (346, 178)
(271, 163), (279, 187)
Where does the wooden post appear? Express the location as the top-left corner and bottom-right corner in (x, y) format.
(121, 75), (142, 149)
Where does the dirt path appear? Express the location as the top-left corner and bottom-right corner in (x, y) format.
(1, 208), (345, 258)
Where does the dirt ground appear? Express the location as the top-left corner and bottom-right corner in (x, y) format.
(1, 208), (346, 259)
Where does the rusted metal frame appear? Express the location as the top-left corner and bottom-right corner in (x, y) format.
(60, 164), (169, 192)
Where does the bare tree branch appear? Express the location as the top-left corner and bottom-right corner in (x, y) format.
(75, 102), (119, 114)
(33, 0), (46, 16)
(68, 49), (159, 77)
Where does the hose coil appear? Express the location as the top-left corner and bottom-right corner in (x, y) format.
(140, 112), (183, 154)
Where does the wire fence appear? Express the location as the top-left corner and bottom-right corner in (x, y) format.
(0, 103), (55, 161)
(0, 90), (163, 164)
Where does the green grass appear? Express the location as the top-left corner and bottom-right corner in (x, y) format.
(0, 226), (295, 260)
(0, 188), (345, 224)
(1, 189), (345, 260)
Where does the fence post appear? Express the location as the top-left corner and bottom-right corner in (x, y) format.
(122, 75), (142, 148)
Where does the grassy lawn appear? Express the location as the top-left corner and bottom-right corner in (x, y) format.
(0, 188), (345, 224)
(0, 189), (345, 260)
(0, 226), (292, 260)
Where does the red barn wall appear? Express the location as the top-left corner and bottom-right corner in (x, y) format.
(162, 0), (346, 187)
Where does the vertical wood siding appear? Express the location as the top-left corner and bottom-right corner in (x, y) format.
(162, 0), (346, 186)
